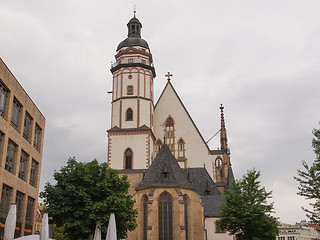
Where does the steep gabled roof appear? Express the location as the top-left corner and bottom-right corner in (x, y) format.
(183, 168), (221, 196)
(201, 195), (225, 217)
(154, 81), (211, 153)
(136, 144), (194, 190)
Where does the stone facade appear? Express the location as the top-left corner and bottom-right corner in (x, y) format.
(0, 58), (45, 239)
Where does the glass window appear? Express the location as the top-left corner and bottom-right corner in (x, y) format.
(0, 79), (9, 118)
(11, 97), (22, 132)
(23, 111), (33, 142)
(19, 150), (29, 181)
(25, 197), (35, 225)
(5, 139), (17, 174)
(165, 116), (175, 156)
(29, 159), (39, 187)
(184, 195), (188, 240)
(16, 191), (25, 222)
(33, 123), (42, 152)
(126, 108), (133, 121)
(143, 195), (148, 240)
(177, 138), (185, 158)
(0, 184), (13, 219)
(125, 149), (132, 169)
(158, 192), (173, 240)
(127, 86), (133, 95)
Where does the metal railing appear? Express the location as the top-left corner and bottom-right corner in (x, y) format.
(111, 58), (153, 68)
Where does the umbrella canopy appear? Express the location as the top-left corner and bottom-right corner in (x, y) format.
(4, 204), (16, 240)
(40, 213), (49, 240)
(93, 221), (101, 240)
(106, 213), (117, 240)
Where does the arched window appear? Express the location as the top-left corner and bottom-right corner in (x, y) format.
(165, 116), (175, 156)
(184, 195), (189, 240)
(177, 138), (185, 159)
(124, 149), (132, 169)
(126, 108), (133, 121)
(155, 139), (162, 155)
(143, 195), (148, 240)
(158, 192), (173, 240)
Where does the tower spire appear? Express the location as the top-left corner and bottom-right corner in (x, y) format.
(220, 104), (228, 152)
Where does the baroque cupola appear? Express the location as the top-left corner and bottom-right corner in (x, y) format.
(108, 13), (156, 170)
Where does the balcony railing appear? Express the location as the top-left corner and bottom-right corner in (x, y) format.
(111, 58), (154, 68)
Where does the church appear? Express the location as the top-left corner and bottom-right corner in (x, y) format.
(107, 13), (234, 240)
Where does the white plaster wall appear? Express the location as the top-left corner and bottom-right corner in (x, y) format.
(111, 100), (120, 127)
(139, 100), (152, 128)
(109, 133), (149, 169)
(122, 99), (138, 129)
(154, 83), (216, 177)
(205, 218), (234, 240)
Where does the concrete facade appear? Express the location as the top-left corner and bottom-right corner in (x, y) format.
(0, 58), (45, 239)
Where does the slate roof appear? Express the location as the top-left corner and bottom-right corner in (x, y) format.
(227, 166), (235, 189)
(136, 144), (194, 190)
(107, 124), (151, 132)
(182, 168), (221, 196)
(201, 195), (225, 217)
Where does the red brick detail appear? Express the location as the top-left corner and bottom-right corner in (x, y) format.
(137, 99), (140, 127)
(107, 136), (111, 167)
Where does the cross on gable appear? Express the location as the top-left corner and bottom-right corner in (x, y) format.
(165, 72), (173, 81)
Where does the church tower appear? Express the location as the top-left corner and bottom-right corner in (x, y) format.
(214, 104), (232, 194)
(108, 13), (156, 170)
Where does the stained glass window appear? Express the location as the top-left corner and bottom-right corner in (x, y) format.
(158, 192), (173, 240)
(143, 195), (148, 240)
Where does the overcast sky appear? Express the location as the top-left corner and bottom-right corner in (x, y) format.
(1, 0), (320, 224)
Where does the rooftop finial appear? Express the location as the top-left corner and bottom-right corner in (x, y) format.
(220, 104), (225, 129)
(132, 1), (136, 16)
(165, 72), (173, 81)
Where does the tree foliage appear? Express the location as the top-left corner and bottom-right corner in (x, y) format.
(294, 125), (320, 224)
(218, 169), (279, 240)
(40, 158), (137, 240)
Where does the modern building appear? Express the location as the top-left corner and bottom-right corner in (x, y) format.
(277, 221), (320, 240)
(0, 58), (45, 239)
(107, 13), (234, 240)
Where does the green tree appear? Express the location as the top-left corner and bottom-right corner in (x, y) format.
(218, 169), (279, 240)
(40, 158), (137, 240)
(294, 125), (320, 224)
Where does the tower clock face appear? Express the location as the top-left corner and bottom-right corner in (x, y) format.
(215, 158), (222, 169)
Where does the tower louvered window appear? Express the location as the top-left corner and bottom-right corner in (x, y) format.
(158, 192), (173, 240)
(165, 116), (175, 156)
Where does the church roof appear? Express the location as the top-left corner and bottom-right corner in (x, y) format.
(227, 166), (235, 189)
(183, 168), (221, 196)
(136, 144), (194, 190)
(117, 15), (150, 51)
(201, 195), (225, 217)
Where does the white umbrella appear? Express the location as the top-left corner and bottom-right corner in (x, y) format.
(106, 213), (117, 240)
(93, 221), (101, 240)
(39, 213), (49, 240)
(4, 204), (16, 240)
